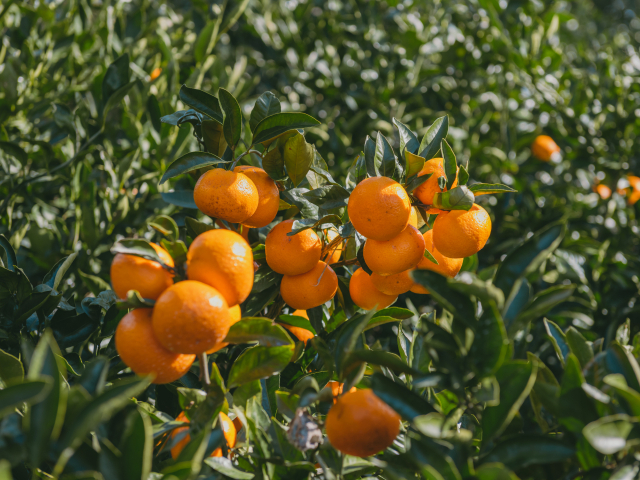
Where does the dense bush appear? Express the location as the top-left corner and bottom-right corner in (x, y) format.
(2, 1), (640, 479)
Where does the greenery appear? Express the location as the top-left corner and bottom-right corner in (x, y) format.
(2, 0), (640, 479)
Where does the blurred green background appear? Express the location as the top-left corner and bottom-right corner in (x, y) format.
(1, 0), (640, 341)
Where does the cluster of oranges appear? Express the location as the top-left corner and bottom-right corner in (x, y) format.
(346, 158), (491, 311)
(112, 227), (254, 384)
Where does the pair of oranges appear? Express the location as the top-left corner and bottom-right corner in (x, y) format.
(113, 228), (254, 384)
(346, 159), (492, 310)
(265, 220), (340, 310)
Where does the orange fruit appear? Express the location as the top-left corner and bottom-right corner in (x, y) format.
(363, 225), (425, 276)
(280, 261), (338, 310)
(282, 324), (314, 344)
(371, 269), (414, 296)
(628, 176), (640, 205)
(408, 207), (420, 228)
(232, 416), (242, 433)
(349, 268), (397, 311)
(432, 204), (491, 259)
(149, 67), (162, 81)
(595, 184), (611, 200)
(115, 309), (194, 384)
(265, 219), (322, 275)
(233, 166), (280, 228)
(186, 229), (254, 306)
(170, 412), (237, 459)
(207, 305), (242, 354)
(325, 389), (400, 457)
(194, 168), (259, 223)
(413, 158), (459, 213)
(152, 280), (231, 354)
(348, 177), (412, 241)
(110, 243), (174, 300)
(410, 229), (463, 294)
(629, 176), (640, 190)
(324, 229), (343, 265)
(531, 135), (560, 161)
(292, 309), (308, 319)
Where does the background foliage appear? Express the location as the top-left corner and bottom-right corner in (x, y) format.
(2, 0), (640, 479)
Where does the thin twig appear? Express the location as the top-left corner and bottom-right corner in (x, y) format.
(199, 352), (210, 387)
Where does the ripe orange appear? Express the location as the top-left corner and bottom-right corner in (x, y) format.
(413, 158), (459, 213)
(348, 177), (412, 241)
(324, 229), (343, 265)
(280, 261), (338, 310)
(628, 176), (640, 205)
(326, 380), (356, 400)
(531, 135), (560, 161)
(371, 269), (414, 296)
(349, 268), (397, 311)
(363, 225), (425, 276)
(170, 412), (237, 459)
(265, 219), (322, 275)
(152, 280), (231, 354)
(325, 389), (400, 457)
(110, 243), (174, 300)
(233, 166), (280, 228)
(115, 309), (194, 384)
(432, 204), (491, 259)
(291, 309), (308, 319)
(149, 67), (162, 81)
(410, 229), (463, 294)
(194, 168), (259, 223)
(595, 184), (611, 200)
(282, 323), (314, 344)
(408, 207), (420, 228)
(207, 305), (242, 354)
(186, 229), (254, 306)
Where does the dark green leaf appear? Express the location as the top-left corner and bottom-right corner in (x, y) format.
(0, 349), (24, 383)
(179, 85), (223, 124)
(603, 374), (640, 417)
(219, 88), (242, 148)
(227, 345), (294, 388)
(469, 302), (508, 378)
(565, 327), (594, 368)
(458, 164), (470, 186)
(185, 217), (215, 239)
(393, 118), (420, 155)
(346, 350), (419, 375)
(544, 319), (570, 367)
(250, 91), (281, 132)
(441, 140), (457, 190)
(262, 145), (287, 181)
(371, 374), (435, 421)
(354, 152), (368, 184)
(303, 184), (350, 210)
(283, 132), (314, 187)
(432, 185), (475, 211)
(147, 94), (162, 133)
(0, 380), (52, 418)
(510, 285), (575, 336)
(419, 116), (448, 159)
(482, 360), (537, 443)
(375, 132), (400, 179)
(224, 318), (294, 347)
(404, 172), (432, 193)
(161, 190), (197, 209)
(363, 135), (379, 177)
(481, 436), (575, 470)
(103, 81), (136, 121)
(102, 54), (130, 104)
(43, 252), (78, 291)
(404, 151), (426, 179)
(278, 314), (316, 335)
(469, 183), (517, 195)
(121, 408), (153, 480)
(205, 457), (255, 479)
(281, 188), (319, 218)
(251, 113), (320, 146)
(110, 239), (163, 263)
(583, 414), (635, 455)
(160, 152), (228, 185)
(0, 141), (27, 163)
(0, 234), (17, 271)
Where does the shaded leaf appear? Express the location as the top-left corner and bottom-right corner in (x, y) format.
(419, 116), (448, 159)
(179, 85), (223, 124)
(250, 92), (281, 132)
(160, 152), (228, 185)
(219, 88), (242, 148)
(252, 113), (320, 146)
(227, 345), (294, 388)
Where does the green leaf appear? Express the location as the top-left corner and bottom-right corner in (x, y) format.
(583, 414), (635, 455)
(224, 318), (294, 347)
(475, 464), (519, 480)
(185, 217), (215, 239)
(278, 315), (316, 335)
(262, 145), (287, 181)
(481, 436), (575, 470)
(565, 327), (594, 368)
(283, 132), (314, 187)
(303, 184), (350, 210)
(205, 457), (255, 479)
(432, 185), (475, 211)
(363, 135), (379, 177)
(0, 141), (27, 164)
(26, 332), (68, 467)
(469, 302), (508, 379)
(147, 94), (162, 133)
(375, 132), (400, 179)
(103, 81), (137, 121)
(179, 85), (223, 124)
(447, 273), (504, 308)
(441, 140), (457, 190)
(78, 270), (111, 296)
(161, 190), (198, 209)
(0, 234), (17, 271)
(393, 118), (420, 155)
(227, 345), (294, 388)
(121, 408), (153, 480)
(469, 183), (517, 195)
(159, 151), (228, 185)
(251, 113), (320, 146)
(250, 91), (281, 132)
(404, 151), (426, 179)
(370, 373), (435, 420)
(494, 222), (565, 295)
(509, 285), (575, 336)
(606, 342), (640, 392)
(307, 149), (331, 188)
(458, 164), (470, 186)
(603, 374), (640, 417)
(219, 88), (242, 148)
(42, 252), (78, 291)
(102, 54), (130, 104)
(0, 380), (51, 417)
(0, 349), (24, 383)
(365, 307), (415, 331)
(409, 270), (477, 329)
(345, 350), (419, 375)
(202, 120), (228, 157)
(544, 319), (570, 367)
(404, 172), (432, 193)
(482, 360), (538, 443)
(334, 310), (377, 375)
(419, 116), (448, 159)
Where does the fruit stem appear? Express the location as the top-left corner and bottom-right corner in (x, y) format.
(199, 352), (211, 387)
